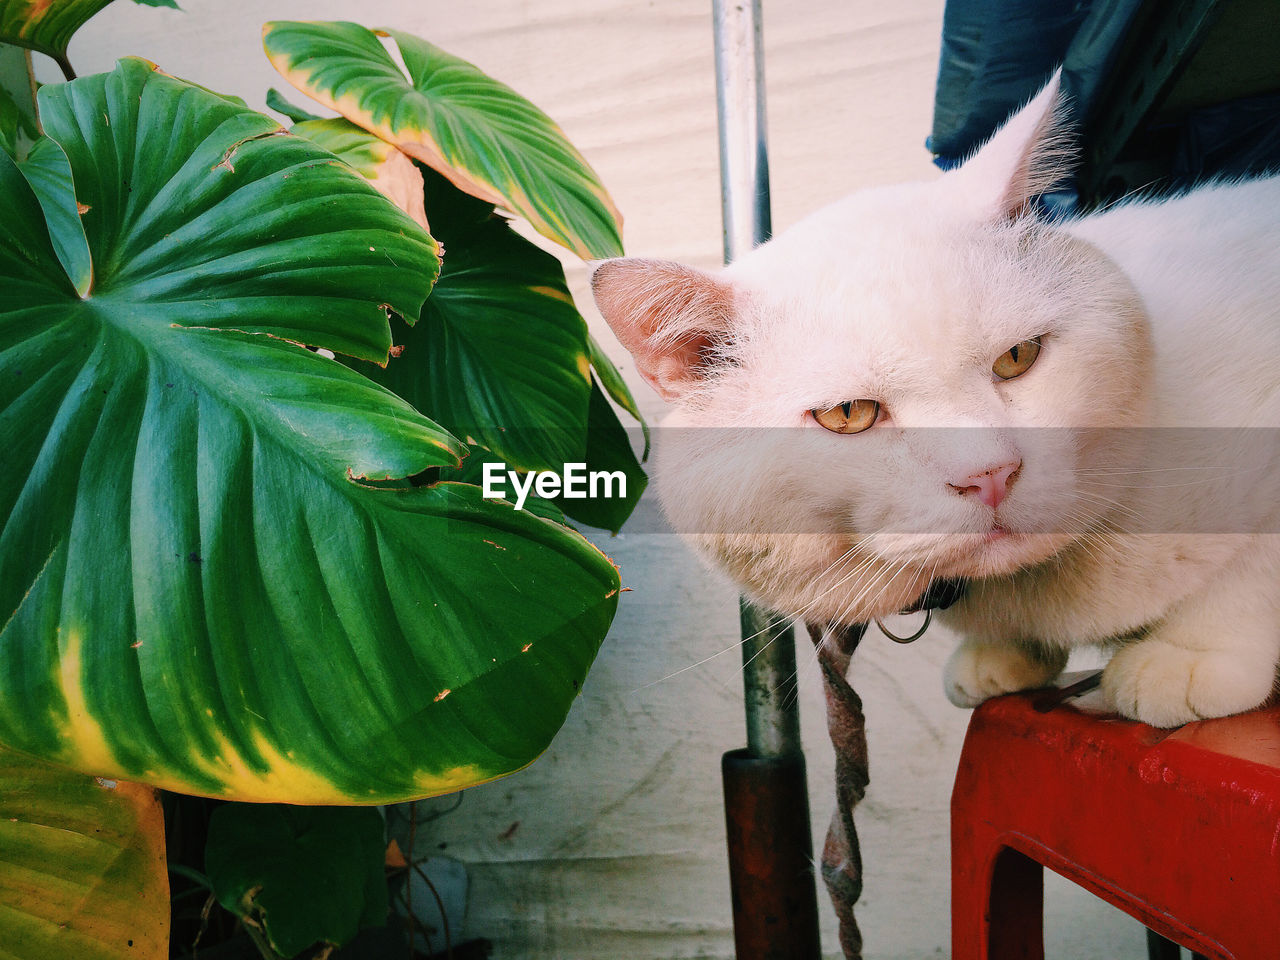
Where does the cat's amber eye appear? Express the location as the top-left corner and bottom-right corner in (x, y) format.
(992, 337), (1042, 380)
(811, 399), (880, 434)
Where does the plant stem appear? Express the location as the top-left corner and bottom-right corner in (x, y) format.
(53, 52), (76, 81)
(167, 862), (214, 890)
(407, 805), (418, 957)
(411, 861), (453, 960)
(241, 918), (287, 960)
(394, 890), (435, 957)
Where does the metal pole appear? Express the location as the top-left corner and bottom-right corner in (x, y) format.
(713, 0), (771, 266)
(737, 600), (801, 758)
(713, 3), (822, 956)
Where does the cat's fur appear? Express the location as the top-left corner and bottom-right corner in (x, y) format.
(592, 76), (1280, 727)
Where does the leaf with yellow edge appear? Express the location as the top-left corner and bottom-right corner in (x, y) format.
(262, 20), (624, 260)
(0, 745), (167, 960)
(0, 0), (113, 65)
(292, 116), (429, 232)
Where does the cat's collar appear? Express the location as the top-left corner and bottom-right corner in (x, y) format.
(876, 577), (968, 644)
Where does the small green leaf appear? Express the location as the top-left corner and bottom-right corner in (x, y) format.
(17, 136), (91, 296)
(265, 85), (321, 123)
(291, 117), (392, 178)
(132, 0), (179, 8)
(263, 19), (624, 260)
(0, 745), (168, 960)
(206, 804), (386, 957)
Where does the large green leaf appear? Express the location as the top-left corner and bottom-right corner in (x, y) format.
(206, 804), (386, 957)
(352, 166), (595, 475)
(0, 59), (620, 804)
(0, 745), (167, 960)
(262, 19), (624, 260)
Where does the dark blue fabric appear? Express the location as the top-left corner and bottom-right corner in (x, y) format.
(928, 0), (1094, 165)
(931, 0), (1280, 205)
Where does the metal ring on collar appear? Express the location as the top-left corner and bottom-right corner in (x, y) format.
(875, 608), (932, 644)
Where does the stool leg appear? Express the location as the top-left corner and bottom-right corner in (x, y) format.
(988, 847), (1044, 960)
(1147, 929), (1181, 960)
(954, 825), (1044, 960)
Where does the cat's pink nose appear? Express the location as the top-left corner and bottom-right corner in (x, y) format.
(949, 460), (1021, 510)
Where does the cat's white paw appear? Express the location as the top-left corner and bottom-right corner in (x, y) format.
(1102, 640), (1276, 727)
(944, 642), (1067, 708)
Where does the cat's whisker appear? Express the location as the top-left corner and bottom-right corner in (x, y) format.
(1065, 484), (1144, 517)
(832, 556), (915, 629)
(1070, 529), (1110, 569)
(778, 631), (827, 713)
(632, 542), (875, 693)
(1052, 508), (1133, 568)
(738, 630), (781, 678)
(710, 548), (886, 698)
(778, 552), (952, 711)
(776, 555), (921, 712)
(736, 548), (875, 666)
(1079, 474), (1258, 490)
(764, 545), (883, 632)
(630, 636), (757, 691)
(1071, 488), (1146, 525)
(1075, 463), (1244, 476)
(830, 561), (900, 626)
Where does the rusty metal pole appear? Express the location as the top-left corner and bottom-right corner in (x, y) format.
(713, 3), (822, 957)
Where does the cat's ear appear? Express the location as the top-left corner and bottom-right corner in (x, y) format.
(591, 258), (734, 401)
(956, 71), (1074, 221)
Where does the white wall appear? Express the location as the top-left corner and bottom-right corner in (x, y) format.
(62, 2), (1148, 956)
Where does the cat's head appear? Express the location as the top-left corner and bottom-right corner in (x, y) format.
(592, 76), (1153, 625)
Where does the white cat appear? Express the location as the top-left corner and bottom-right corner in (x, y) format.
(591, 76), (1280, 728)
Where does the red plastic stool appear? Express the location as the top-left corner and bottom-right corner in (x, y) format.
(952, 688), (1280, 959)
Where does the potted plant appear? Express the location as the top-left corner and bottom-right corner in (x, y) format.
(0, 4), (644, 956)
